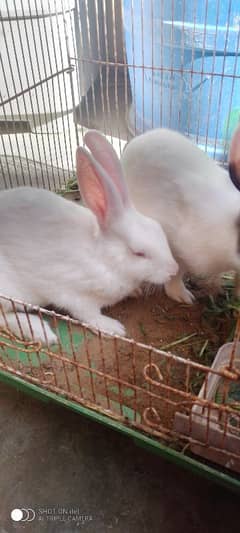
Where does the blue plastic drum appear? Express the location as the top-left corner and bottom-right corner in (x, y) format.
(123, 0), (240, 159)
(183, 0), (240, 31)
(123, 0), (187, 133)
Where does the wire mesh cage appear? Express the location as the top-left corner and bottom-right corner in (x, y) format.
(1, 0), (240, 491)
(0, 293), (240, 484)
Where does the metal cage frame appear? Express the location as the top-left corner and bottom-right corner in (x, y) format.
(0, 293), (240, 492)
(1, 0), (240, 492)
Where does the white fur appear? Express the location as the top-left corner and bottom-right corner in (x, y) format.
(0, 131), (178, 343)
(121, 128), (240, 303)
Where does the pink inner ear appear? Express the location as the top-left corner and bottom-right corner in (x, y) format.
(84, 130), (129, 205)
(76, 147), (108, 226)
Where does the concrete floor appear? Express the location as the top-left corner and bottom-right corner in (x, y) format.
(0, 381), (238, 533)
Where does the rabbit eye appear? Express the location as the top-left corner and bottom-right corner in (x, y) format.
(133, 251), (146, 258)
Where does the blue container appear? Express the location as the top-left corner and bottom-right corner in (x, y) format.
(123, 0), (240, 155)
(165, 0), (240, 55)
(182, 0), (240, 29)
(123, 0), (188, 133)
(166, 21), (240, 55)
(183, 54), (240, 159)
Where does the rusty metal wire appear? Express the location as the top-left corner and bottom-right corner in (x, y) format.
(0, 293), (240, 474)
(1, 0), (238, 189)
(0, 0), (78, 190)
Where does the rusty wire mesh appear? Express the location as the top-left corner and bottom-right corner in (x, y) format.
(2, 1), (239, 192)
(0, 0), (130, 192)
(0, 294), (240, 474)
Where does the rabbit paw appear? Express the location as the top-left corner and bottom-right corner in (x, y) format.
(3, 313), (58, 346)
(164, 278), (195, 305)
(25, 316), (58, 345)
(88, 315), (126, 337)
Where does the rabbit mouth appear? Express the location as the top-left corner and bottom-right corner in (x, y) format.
(151, 264), (178, 285)
(146, 272), (174, 286)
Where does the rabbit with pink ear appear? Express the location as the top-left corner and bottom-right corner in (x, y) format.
(121, 125), (240, 304)
(0, 130), (178, 344)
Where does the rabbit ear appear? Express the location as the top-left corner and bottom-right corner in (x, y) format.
(84, 130), (130, 206)
(229, 124), (240, 191)
(76, 147), (124, 228)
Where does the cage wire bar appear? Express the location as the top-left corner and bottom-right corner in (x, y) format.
(0, 293), (240, 481)
(1, 0), (240, 488)
(0, 0), (80, 190)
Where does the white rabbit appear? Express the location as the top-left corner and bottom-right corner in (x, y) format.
(121, 126), (240, 304)
(0, 130), (178, 344)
